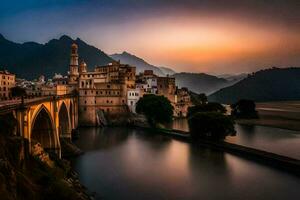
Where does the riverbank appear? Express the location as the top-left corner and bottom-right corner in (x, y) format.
(236, 101), (300, 131)
(141, 127), (300, 176)
(0, 133), (91, 200)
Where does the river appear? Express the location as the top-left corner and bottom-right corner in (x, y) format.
(167, 118), (300, 160)
(72, 126), (300, 200)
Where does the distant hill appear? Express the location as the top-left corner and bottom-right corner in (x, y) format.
(0, 34), (114, 79)
(209, 67), (300, 104)
(159, 66), (176, 75)
(171, 72), (234, 95)
(110, 51), (166, 76)
(217, 73), (248, 82)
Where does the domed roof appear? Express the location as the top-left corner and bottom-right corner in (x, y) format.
(71, 43), (78, 49)
(80, 60), (87, 67)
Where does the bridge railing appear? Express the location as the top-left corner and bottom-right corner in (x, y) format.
(0, 94), (77, 114)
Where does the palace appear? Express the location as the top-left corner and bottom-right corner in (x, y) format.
(65, 43), (191, 125)
(67, 43), (136, 125)
(0, 43), (192, 126)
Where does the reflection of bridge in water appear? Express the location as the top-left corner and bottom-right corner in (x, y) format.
(0, 95), (78, 157)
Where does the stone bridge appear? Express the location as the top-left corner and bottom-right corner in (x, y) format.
(0, 95), (78, 157)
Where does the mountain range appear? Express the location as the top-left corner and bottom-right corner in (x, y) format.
(110, 51), (175, 76)
(0, 34), (114, 79)
(110, 52), (238, 94)
(1, 34), (299, 102)
(171, 73), (236, 95)
(0, 34), (235, 94)
(208, 67), (300, 104)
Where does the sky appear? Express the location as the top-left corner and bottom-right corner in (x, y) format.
(1, 0), (300, 74)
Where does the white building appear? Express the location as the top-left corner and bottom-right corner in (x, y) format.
(127, 89), (141, 113)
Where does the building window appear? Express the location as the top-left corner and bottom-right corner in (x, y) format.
(85, 91), (87, 95)
(84, 100), (87, 104)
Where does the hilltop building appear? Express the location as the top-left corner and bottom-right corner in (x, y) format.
(0, 70), (15, 100)
(67, 44), (136, 125)
(65, 43), (191, 125)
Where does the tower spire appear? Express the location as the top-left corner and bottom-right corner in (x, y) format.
(69, 43), (79, 84)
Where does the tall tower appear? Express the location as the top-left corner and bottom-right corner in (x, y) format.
(69, 43), (79, 84)
(79, 60), (87, 73)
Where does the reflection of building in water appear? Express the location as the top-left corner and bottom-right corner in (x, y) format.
(0, 70), (15, 100)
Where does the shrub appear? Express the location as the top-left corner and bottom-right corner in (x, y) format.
(136, 94), (173, 125)
(187, 102), (226, 117)
(188, 112), (235, 140)
(231, 99), (258, 118)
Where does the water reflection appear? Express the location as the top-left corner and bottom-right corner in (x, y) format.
(73, 127), (300, 200)
(167, 118), (300, 159)
(227, 124), (300, 159)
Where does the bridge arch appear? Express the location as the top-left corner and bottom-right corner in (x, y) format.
(69, 101), (74, 129)
(58, 101), (71, 138)
(30, 105), (58, 153)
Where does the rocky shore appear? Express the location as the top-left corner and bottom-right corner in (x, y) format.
(0, 133), (92, 200)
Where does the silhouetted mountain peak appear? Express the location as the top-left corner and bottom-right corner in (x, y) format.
(59, 35), (73, 42)
(111, 51), (165, 76)
(0, 35), (114, 79)
(0, 33), (5, 41)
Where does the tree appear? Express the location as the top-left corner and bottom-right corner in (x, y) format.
(136, 94), (173, 125)
(187, 102), (226, 117)
(11, 86), (26, 97)
(198, 93), (208, 104)
(188, 112), (236, 140)
(231, 99), (258, 119)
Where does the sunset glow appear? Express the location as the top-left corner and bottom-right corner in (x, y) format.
(1, 0), (299, 74)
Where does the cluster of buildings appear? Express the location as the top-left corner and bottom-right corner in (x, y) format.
(0, 70), (15, 100)
(1, 43), (192, 125)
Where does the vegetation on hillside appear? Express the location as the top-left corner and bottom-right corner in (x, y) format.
(209, 67), (300, 104)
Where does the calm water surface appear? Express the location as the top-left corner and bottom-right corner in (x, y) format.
(168, 118), (300, 159)
(73, 127), (300, 200)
